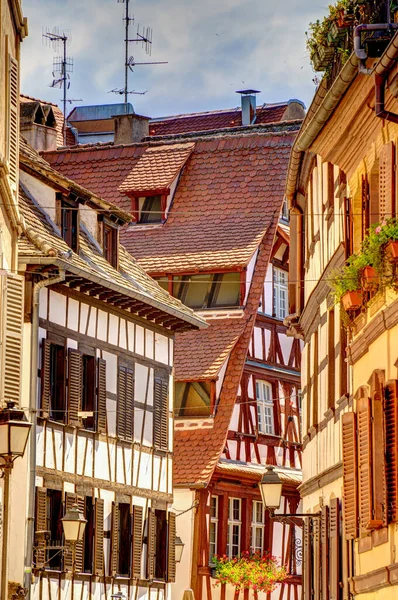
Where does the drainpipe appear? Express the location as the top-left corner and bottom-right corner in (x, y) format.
(375, 72), (398, 122)
(354, 23), (398, 73)
(23, 270), (65, 598)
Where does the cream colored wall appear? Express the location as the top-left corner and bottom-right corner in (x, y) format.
(20, 171), (57, 223)
(171, 489), (196, 599)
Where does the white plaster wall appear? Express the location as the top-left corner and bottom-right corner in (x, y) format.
(20, 171), (57, 223)
(171, 490), (196, 600)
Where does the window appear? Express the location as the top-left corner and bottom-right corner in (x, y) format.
(256, 380), (274, 435)
(103, 222), (118, 267)
(49, 343), (66, 423)
(82, 355), (96, 430)
(155, 510), (168, 579)
(250, 501), (264, 554)
(273, 267), (288, 319)
(174, 273), (241, 309)
(209, 496), (219, 564)
(61, 197), (79, 251)
(83, 496), (94, 573)
(139, 195), (162, 224)
(175, 381), (211, 417)
(153, 376), (169, 451)
(117, 365), (134, 441)
(46, 489), (63, 570)
(118, 503), (132, 576)
(227, 498), (241, 558)
(280, 197), (289, 222)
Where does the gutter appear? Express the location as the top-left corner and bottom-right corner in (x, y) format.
(24, 270), (66, 598)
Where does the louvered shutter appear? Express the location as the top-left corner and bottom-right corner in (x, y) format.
(94, 498), (104, 575)
(303, 519), (312, 600)
(372, 382), (387, 527)
(154, 377), (169, 451)
(342, 412), (358, 540)
(117, 366), (127, 439)
(0, 273), (24, 406)
(361, 174), (370, 240)
(110, 502), (119, 576)
(167, 512), (176, 583)
(35, 488), (48, 568)
(385, 380), (398, 522)
(321, 505), (330, 600)
(379, 142), (395, 219)
(41, 339), (51, 417)
(313, 517), (321, 600)
(64, 494), (85, 572)
(132, 505), (143, 579)
(329, 498), (341, 600)
(357, 396), (373, 532)
(8, 56), (18, 191)
(125, 369), (134, 441)
(67, 349), (82, 426)
(97, 358), (107, 433)
(147, 508), (156, 580)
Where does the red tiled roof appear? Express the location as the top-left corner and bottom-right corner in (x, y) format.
(119, 142), (194, 195)
(174, 317), (245, 381)
(149, 104), (288, 137)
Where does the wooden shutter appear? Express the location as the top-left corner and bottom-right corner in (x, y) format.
(342, 412), (358, 540)
(321, 505), (330, 600)
(357, 395), (373, 532)
(303, 519), (312, 600)
(361, 174), (370, 240)
(379, 142), (395, 219)
(117, 366), (127, 439)
(64, 493), (85, 572)
(167, 512), (176, 583)
(329, 498), (341, 600)
(8, 55), (18, 190)
(147, 508), (156, 580)
(153, 377), (169, 451)
(372, 379), (387, 527)
(67, 349), (82, 426)
(41, 339), (51, 417)
(385, 380), (398, 523)
(110, 502), (119, 576)
(125, 369), (134, 441)
(132, 505), (143, 579)
(313, 517), (321, 600)
(94, 498), (104, 575)
(0, 274), (24, 405)
(344, 197), (353, 260)
(97, 358), (107, 433)
(35, 488), (48, 568)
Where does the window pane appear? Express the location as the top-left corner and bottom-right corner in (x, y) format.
(139, 195), (162, 224)
(210, 496), (218, 519)
(175, 274), (210, 309)
(211, 273), (240, 308)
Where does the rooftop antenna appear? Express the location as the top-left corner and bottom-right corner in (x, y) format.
(111, 0), (167, 108)
(43, 27), (73, 145)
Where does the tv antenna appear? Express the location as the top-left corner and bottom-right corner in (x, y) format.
(43, 27), (73, 145)
(111, 0), (167, 106)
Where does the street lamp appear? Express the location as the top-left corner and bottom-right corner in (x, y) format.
(62, 503), (87, 542)
(0, 402), (32, 600)
(175, 536), (185, 563)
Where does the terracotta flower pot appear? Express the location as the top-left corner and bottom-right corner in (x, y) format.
(362, 266), (379, 290)
(341, 290), (362, 311)
(386, 240), (398, 261)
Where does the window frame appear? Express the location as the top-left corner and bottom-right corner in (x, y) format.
(82, 354), (97, 431)
(250, 500), (264, 555)
(174, 272), (241, 310)
(49, 343), (67, 424)
(102, 220), (119, 268)
(273, 266), (288, 320)
(256, 379), (275, 435)
(227, 497), (242, 558)
(60, 196), (79, 252)
(209, 495), (219, 564)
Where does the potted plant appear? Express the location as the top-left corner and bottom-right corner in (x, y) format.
(329, 252), (370, 310)
(362, 265), (379, 290)
(362, 218), (398, 272)
(212, 552), (288, 594)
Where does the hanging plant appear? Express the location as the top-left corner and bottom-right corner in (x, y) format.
(212, 552), (288, 593)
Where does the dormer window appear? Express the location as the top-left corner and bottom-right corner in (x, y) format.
(61, 196), (79, 252)
(131, 195), (164, 224)
(103, 221), (119, 267)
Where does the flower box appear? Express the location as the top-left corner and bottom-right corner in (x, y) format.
(362, 266), (379, 290)
(337, 9), (355, 27)
(342, 290), (362, 311)
(318, 45), (335, 62)
(386, 240), (398, 260)
(327, 21), (347, 46)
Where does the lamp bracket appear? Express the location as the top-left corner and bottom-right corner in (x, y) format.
(267, 510), (321, 528)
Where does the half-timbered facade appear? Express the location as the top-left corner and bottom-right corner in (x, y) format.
(285, 18), (398, 600)
(43, 99), (304, 600)
(18, 135), (205, 600)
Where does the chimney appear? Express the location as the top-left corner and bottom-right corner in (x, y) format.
(114, 113), (150, 144)
(236, 89), (261, 126)
(20, 102), (58, 151)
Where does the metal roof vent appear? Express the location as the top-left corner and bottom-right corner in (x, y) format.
(236, 89), (261, 126)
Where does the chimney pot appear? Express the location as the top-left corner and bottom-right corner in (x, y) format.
(235, 89), (261, 126)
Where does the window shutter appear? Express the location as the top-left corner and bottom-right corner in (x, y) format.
(64, 493), (85, 572)
(147, 508), (156, 580)
(41, 339), (51, 417)
(97, 358), (107, 433)
(313, 517), (321, 600)
(35, 488), (48, 568)
(94, 498), (104, 575)
(167, 512), (176, 583)
(8, 55), (18, 190)
(329, 498), (340, 600)
(67, 349), (82, 426)
(321, 505), (330, 600)
(1, 273), (24, 406)
(110, 502), (119, 576)
(385, 380), (398, 522)
(342, 412), (358, 540)
(361, 174), (370, 240)
(125, 369), (134, 441)
(379, 142), (395, 219)
(154, 377), (169, 451)
(303, 519), (312, 600)
(372, 380), (387, 527)
(132, 505), (143, 579)
(117, 366), (127, 440)
(357, 395), (373, 532)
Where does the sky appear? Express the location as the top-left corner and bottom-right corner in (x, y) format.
(20, 0), (330, 120)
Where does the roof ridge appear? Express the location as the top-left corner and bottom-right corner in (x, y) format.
(150, 102), (290, 123)
(20, 93), (60, 108)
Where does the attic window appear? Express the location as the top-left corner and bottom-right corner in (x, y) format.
(61, 197), (79, 252)
(132, 195), (163, 224)
(175, 381), (211, 417)
(174, 273), (241, 309)
(103, 221), (118, 268)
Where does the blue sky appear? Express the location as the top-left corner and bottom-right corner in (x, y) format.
(21, 0), (330, 119)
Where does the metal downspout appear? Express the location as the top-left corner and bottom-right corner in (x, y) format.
(24, 270), (65, 598)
